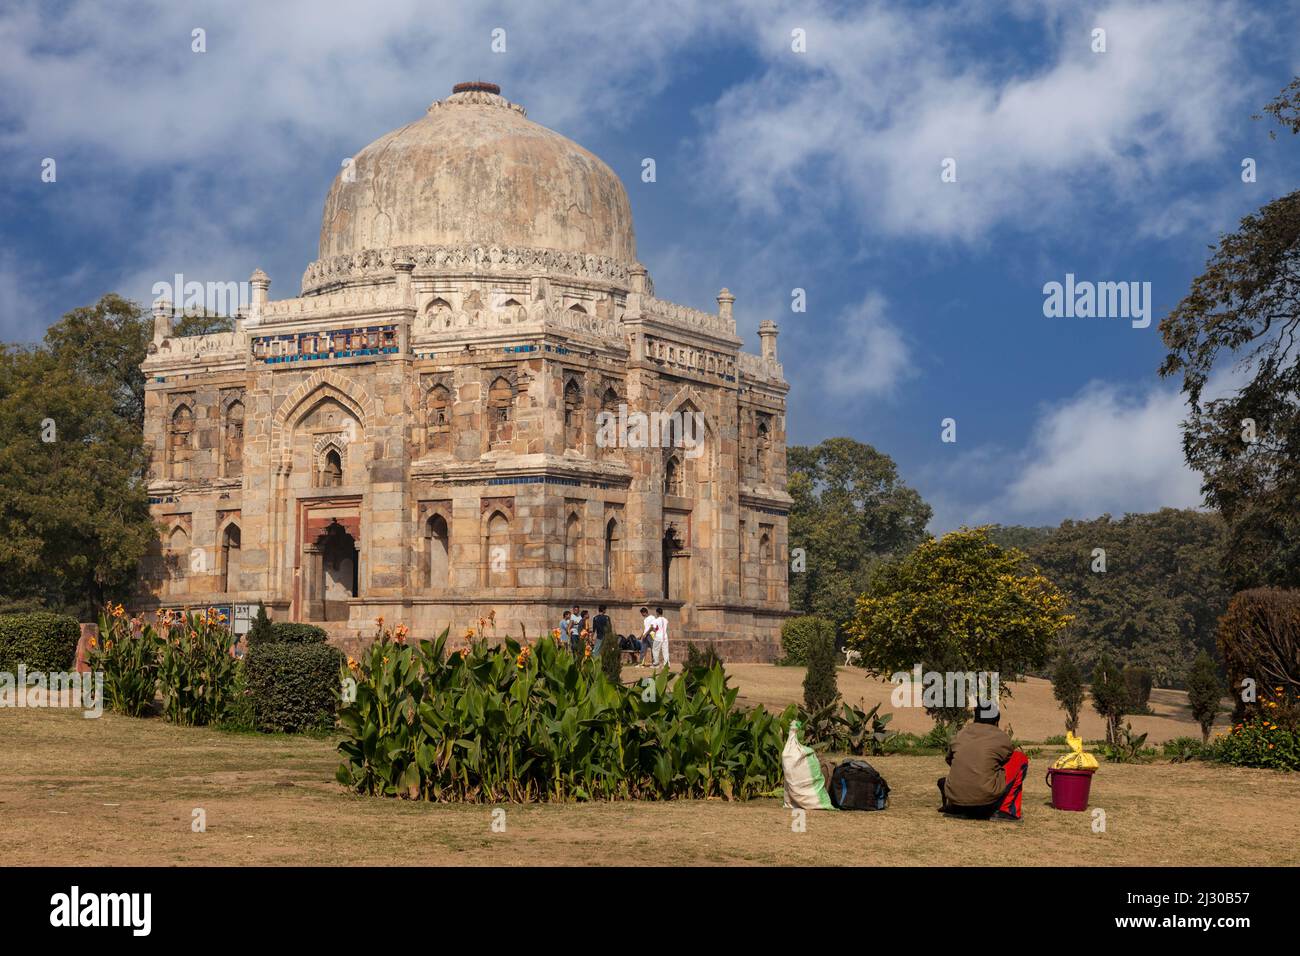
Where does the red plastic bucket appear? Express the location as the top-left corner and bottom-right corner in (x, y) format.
(1046, 767), (1095, 811)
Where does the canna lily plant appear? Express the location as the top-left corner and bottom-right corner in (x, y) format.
(336, 620), (793, 802)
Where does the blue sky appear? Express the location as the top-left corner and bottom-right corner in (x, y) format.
(2, 0), (1298, 531)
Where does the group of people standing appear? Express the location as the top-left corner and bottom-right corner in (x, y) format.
(558, 604), (671, 668)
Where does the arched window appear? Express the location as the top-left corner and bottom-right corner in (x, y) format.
(488, 376), (513, 446)
(563, 378), (583, 451)
(169, 405), (194, 480)
(425, 384), (450, 452)
(500, 298), (523, 324)
(425, 514), (449, 590)
(220, 523), (241, 593)
(568, 302), (588, 314)
(222, 401), (244, 478)
(426, 297), (453, 329)
(598, 387), (621, 458)
(604, 517), (620, 590)
(757, 416), (771, 477)
(485, 511), (511, 586)
(564, 512), (582, 588)
(168, 525), (190, 580)
(664, 454), (683, 497)
(759, 528), (774, 600)
(320, 448), (343, 487)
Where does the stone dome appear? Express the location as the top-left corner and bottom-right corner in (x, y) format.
(318, 83), (637, 267)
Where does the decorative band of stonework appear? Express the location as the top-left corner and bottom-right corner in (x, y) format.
(430, 89), (527, 116)
(300, 244), (633, 295)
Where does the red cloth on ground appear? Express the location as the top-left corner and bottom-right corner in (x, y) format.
(999, 750), (1029, 818)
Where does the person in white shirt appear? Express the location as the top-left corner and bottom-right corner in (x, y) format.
(653, 606), (670, 668)
(640, 606), (658, 668)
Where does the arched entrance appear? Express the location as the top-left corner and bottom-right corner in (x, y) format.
(311, 520), (357, 621)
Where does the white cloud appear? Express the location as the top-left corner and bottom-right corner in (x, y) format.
(698, 0), (1258, 241)
(1000, 380), (1203, 518)
(820, 292), (915, 398)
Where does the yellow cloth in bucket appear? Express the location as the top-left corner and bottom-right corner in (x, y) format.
(1053, 731), (1099, 770)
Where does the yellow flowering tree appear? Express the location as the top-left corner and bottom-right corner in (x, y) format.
(846, 526), (1072, 708)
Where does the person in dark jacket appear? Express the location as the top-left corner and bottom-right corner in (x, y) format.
(937, 707), (1028, 820)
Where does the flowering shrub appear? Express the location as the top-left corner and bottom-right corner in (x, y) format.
(156, 608), (240, 726)
(90, 605), (160, 717)
(336, 621), (792, 802)
(92, 606), (240, 725)
(1213, 688), (1300, 771)
(1214, 718), (1300, 770)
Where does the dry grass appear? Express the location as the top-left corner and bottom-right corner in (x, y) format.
(3, 682), (1296, 867)
(723, 664), (1233, 743)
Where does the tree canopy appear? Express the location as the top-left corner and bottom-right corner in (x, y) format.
(846, 526), (1072, 688)
(0, 295), (157, 615)
(0, 341), (154, 615)
(787, 437), (931, 630)
(42, 293), (151, 432)
(1159, 80), (1300, 590)
(1024, 509), (1229, 685)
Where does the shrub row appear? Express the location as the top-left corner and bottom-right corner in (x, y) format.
(0, 612), (80, 672)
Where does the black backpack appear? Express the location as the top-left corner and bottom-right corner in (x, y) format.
(829, 759), (890, 811)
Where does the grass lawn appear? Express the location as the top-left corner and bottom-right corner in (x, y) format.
(2, 663), (1293, 866)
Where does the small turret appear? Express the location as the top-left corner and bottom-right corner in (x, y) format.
(152, 297), (173, 342)
(758, 319), (779, 363)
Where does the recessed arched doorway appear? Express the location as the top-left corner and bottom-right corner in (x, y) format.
(314, 520), (358, 621)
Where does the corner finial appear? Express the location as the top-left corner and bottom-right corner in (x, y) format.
(716, 288), (735, 321)
(758, 319), (779, 363)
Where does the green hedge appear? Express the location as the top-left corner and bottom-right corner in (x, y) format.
(267, 622), (328, 646)
(779, 615), (836, 666)
(246, 619), (328, 647)
(245, 642), (343, 733)
(0, 612), (81, 672)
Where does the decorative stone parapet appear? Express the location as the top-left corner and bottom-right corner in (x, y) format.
(301, 243), (633, 295)
(738, 350), (786, 385)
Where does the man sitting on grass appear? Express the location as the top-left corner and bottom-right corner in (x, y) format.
(937, 705), (1028, 821)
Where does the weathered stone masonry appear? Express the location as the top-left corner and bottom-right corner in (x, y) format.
(137, 83), (791, 660)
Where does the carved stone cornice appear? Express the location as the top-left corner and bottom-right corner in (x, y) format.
(301, 243), (633, 295)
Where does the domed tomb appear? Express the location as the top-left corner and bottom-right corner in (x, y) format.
(317, 82), (637, 273)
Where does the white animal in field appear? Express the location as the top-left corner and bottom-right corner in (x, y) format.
(842, 648), (861, 667)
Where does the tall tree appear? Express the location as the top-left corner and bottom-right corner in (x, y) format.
(43, 294), (151, 432)
(787, 437), (931, 630)
(1025, 509), (1229, 685)
(1159, 80), (1300, 590)
(0, 344), (153, 615)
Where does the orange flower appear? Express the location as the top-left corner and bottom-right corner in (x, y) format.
(88, 637), (98, 649)
(105, 640), (113, 650)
